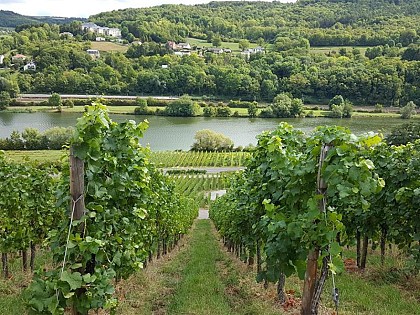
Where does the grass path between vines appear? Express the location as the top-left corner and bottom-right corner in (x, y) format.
(116, 219), (282, 315)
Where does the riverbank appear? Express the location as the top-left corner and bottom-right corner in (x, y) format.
(4, 104), (412, 119)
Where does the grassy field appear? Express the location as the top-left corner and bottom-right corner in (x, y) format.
(117, 220), (282, 315)
(90, 41), (129, 53)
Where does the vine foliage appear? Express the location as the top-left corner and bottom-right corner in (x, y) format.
(210, 123), (385, 313)
(25, 103), (197, 314)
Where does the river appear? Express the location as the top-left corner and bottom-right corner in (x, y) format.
(0, 112), (406, 151)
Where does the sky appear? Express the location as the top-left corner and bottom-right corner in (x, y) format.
(0, 0), (294, 18)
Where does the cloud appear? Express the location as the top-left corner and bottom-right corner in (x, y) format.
(0, 0), (24, 4)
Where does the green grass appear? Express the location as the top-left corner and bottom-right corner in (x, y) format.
(324, 271), (420, 314)
(167, 220), (281, 315)
(90, 41), (129, 53)
(167, 220), (233, 314)
(0, 250), (53, 315)
(117, 220), (282, 315)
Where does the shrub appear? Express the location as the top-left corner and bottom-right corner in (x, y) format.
(328, 95), (344, 110)
(400, 101), (417, 119)
(270, 93), (304, 118)
(146, 97), (169, 107)
(191, 129), (234, 152)
(165, 95), (201, 117)
(134, 97), (149, 115)
(203, 106), (216, 117)
(0, 127), (73, 150)
(215, 105), (232, 117)
(343, 101), (353, 118)
(0, 91), (11, 110)
(259, 107), (274, 118)
(374, 103), (383, 113)
(48, 93), (62, 108)
(306, 110), (315, 118)
(63, 99), (74, 108)
(247, 102), (258, 118)
(329, 104), (344, 118)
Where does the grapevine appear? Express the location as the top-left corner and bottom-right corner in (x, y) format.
(25, 103), (197, 314)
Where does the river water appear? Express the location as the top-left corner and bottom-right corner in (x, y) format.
(0, 112), (406, 151)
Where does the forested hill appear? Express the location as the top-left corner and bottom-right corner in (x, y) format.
(90, 0), (420, 46)
(0, 10), (85, 28)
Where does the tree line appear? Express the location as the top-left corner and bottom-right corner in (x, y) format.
(0, 1), (419, 106)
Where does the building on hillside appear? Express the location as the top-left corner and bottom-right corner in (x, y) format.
(166, 41), (192, 52)
(23, 61), (36, 71)
(177, 42), (191, 50)
(106, 28), (121, 37)
(166, 41), (177, 50)
(81, 23), (121, 38)
(96, 37), (106, 41)
(241, 46), (265, 58)
(174, 50), (191, 57)
(86, 49), (100, 59)
(205, 47), (224, 54)
(12, 54), (27, 62)
(0, 55), (4, 64)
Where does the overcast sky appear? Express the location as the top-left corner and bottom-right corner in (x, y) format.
(0, 0), (294, 18)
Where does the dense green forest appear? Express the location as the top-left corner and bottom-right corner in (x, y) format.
(91, 0), (420, 46)
(0, 10), (84, 28)
(0, 0), (419, 106)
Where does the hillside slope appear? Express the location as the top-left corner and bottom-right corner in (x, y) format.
(0, 10), (85, 28)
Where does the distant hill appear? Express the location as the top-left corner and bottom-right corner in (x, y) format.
(0, 10), (86, 28)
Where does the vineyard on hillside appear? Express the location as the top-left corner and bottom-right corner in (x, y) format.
(210, 123), (420, 314)
(150, 150), (249, 167)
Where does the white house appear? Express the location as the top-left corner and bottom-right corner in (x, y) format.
(177, 42), (191, 50)
(0, 55), (4, 64)
(106, 28), (121, 37)
(96, 37), (106, 41)
(206, 47), (224, 54)
(174, 51), (191, 57)
(86, 49), (100, 59)
(81, 22), (98, 33)
(81, 23), (121, 38)
(23, 61), (36, 71)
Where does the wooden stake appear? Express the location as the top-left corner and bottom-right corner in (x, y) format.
(70, 147), (85, 228)
(301, 144), (330, 315)
(69, 147), (85, 315)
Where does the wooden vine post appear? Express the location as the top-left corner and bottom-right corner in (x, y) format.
(301, 144), (330, 315)
(69, 147), (85, 315)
